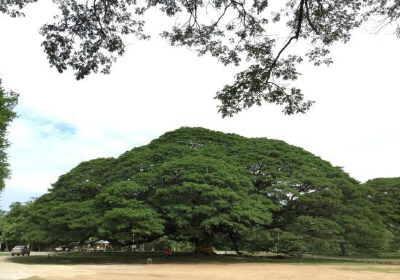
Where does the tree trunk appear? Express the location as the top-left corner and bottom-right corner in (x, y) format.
(194, 233), (215, 254)
(340, 243), (347, 256)
(229, 233), (242, 255)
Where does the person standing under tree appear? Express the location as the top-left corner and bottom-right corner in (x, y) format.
(165, 248), (172, 259)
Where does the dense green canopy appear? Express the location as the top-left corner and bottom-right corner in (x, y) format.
(1, 127), (394, 254)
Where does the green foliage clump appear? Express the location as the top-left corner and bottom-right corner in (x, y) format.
(0, 79), (18, 193)
(364, 177), (400, 252)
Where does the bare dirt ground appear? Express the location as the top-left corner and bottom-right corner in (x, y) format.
(1, 254), (400, 280)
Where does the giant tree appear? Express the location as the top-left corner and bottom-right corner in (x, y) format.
(6, 127), (389, 253)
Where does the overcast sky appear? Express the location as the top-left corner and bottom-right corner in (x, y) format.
(0, 2), (399, 210)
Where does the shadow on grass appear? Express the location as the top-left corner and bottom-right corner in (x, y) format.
(6, 252), (400, 266)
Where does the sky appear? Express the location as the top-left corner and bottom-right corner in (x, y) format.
(0, 2), (399, 210)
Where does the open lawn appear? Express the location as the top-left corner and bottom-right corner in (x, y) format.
(7, 252), (400, 266)
(2, 253), (400, 280)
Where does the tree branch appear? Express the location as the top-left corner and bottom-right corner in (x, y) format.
(265, 0), (305, 81)
(304, 0), (320, 35)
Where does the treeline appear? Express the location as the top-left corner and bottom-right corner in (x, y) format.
(0, 128), (399, 255)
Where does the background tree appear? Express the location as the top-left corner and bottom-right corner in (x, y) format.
(1, 202), (28, 248)
(0, 79), (18, 194)
(0, 209), (6, 250)
(1, 1), (398, 116)
(5, 201), (52, 250)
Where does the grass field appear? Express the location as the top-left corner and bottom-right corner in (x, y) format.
(7, 252), (400, 266)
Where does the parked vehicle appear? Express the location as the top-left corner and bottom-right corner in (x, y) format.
(11, 245), (30, 256)
(54, 246), (70, 252)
